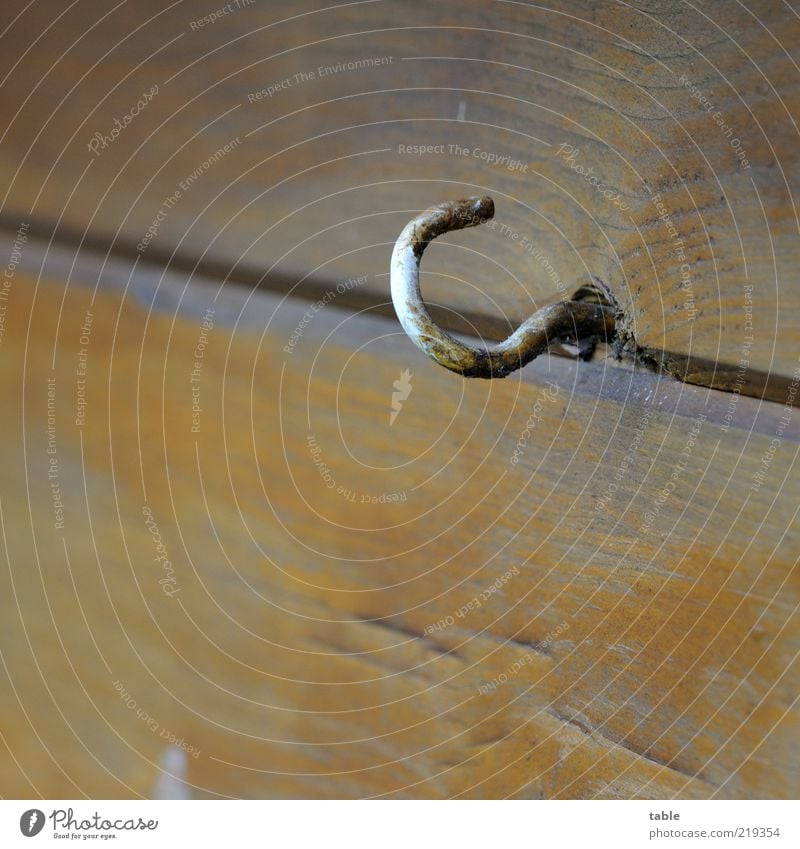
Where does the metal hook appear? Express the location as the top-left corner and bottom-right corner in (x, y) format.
(390, 196), (616, 378)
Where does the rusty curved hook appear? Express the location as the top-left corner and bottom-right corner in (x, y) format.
(390, 196), (616, 378)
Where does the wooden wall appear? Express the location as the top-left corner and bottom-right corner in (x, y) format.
(0, 0), (798, 799)
(1, 236), (797, 798)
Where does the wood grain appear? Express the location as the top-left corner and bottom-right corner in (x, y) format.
(1, 1), (799, 398)
(1, 234), (797, 798)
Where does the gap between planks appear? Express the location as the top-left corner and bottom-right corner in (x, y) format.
(1, 223), (796, 431)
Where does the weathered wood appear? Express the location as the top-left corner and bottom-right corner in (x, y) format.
(0, 235), (797, 798)
(1, 1), (798, 398)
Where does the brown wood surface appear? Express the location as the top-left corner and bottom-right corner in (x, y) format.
(1, 235), (797, 799)
(1, 1), (799, 399)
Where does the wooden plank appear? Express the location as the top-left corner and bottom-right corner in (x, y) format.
(1, 1), (799, 398)
(1, 234), (797, 798)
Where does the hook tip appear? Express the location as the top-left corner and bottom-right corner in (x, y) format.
(464, 195), (494, 223)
